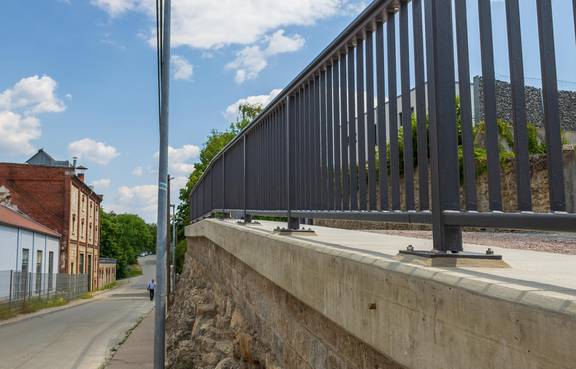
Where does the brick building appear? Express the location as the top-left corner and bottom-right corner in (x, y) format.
(0, 149), (102, 290)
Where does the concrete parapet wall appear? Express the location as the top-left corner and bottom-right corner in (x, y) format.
(181, 220), (576, 369)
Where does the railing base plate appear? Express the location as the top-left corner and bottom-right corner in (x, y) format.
(273, 227), (316, 236)
(236, 220), (261, 225)
(395, 250), (509, 268)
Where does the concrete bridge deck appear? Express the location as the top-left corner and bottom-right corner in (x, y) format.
(180, 219), (575, 369)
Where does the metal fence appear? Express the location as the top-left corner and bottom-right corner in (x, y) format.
(0, 271), (89, 315)
(190, 0), (576, 253)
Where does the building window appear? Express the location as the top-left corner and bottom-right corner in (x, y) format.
(72, 214), (77, 235)
(48, 251), (54, 291)
(21, 248), (30, 272)
(79, 253), (85, 274)
(35, 250), (43, 293)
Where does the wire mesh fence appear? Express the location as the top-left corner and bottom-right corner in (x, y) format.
(0, 271), (89, 317)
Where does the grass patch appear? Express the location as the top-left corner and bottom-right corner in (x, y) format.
(99, 281), (119, 291)
(80, 292), (93, 299)
(20, 296), (68, 314)
(0, 306), (18, 320)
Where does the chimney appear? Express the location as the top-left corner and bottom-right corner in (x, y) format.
(72, 156), (78, 169)
(78, 173), (85, 182)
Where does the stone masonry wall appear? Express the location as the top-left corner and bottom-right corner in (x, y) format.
(316, 150), (576, 231)
(166, 237), (404, 369)
(475, 77), (576, 132)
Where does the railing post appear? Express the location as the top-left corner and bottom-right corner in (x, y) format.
(242, 134), (252, 223)
(425, 0), (462, 252)
(286, 95), (300, 230)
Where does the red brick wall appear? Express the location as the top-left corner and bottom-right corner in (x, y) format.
(0, 164), (68, 234)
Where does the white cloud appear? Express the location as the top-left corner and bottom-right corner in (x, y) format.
(91, 178), (111, 190)
(91, 1), (351, 82)
(92, 0), (345, 49)
(224, 89), (282, 121)
(154, 144), (200, 176)
(0, 112), (41, 155)
(108, 184), (158, 222)
(227, 30), (304, 83)
(108, 176), (188, 222)
(171, 55), (194, 81)
(90, 0), (139, 17)
(132, 166), (144, 176)
(0, 75), (65, 115)
(0, 75), (66, 156)
(68, 138), (119, 165)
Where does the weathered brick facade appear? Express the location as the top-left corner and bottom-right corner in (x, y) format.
(0, 162), (102, 289)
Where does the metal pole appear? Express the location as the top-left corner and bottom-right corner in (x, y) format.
(155, 0), (170, 367)
(9, 270), (13, 311)
(171, 204), (176, 296)
(166, 175), (171, 301)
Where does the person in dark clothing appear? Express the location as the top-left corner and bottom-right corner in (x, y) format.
(147, 279), (156, 301)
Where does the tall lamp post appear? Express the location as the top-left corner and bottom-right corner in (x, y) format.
(154, 0), (171, 368)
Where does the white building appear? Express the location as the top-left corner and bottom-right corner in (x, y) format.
(0, 204), (61, 297)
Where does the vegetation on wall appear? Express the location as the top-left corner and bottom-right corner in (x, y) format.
(100, 210), (156, 278)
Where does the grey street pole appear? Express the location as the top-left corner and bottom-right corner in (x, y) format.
(155, 0), (171, 367)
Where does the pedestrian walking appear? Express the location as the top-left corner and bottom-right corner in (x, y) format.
(147, 279), (156, 301)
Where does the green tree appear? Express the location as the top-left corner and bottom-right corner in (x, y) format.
(99, 210), (156, 278)
(175, 102), (262, 241)
(170, 102), (261, 274)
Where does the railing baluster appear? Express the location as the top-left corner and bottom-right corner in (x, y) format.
(455, 0), (477, 211)
(300, 88), (306, 211)
(314, 75), (322, 210)
(356, 36), (367, 210)
(320, 69), (328, 210)
(387, 11), (401, 210)
(413, 0), (429, 211)
(347, 46), (358, 210)
(340, 52), (350, 211)
(366, 28), (377, 211)
(400, 1), (414, 211)
(326, 64), (335, 211)
(333, 59), (342, 210)
(305, 83), (311, 210)
(376, 20), (389, 211)
(537, 0), (566, 212)
(478, 0), (503, 211)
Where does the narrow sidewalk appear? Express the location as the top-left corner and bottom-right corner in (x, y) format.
(106, 309), (154, 369)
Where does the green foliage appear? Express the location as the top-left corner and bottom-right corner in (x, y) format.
(99, 210), (155, 279)
(175, 103), (263, 236)
(175, 239), (187, 274)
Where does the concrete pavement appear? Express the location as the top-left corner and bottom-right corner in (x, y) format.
(0, 256), (155, 369)
(105, 310), (154, 369)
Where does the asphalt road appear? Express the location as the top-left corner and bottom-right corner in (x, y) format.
(0, 256), (155, 369)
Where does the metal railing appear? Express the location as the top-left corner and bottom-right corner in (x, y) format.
(0, 271), (89, 316)
(190, 0), (576, 252)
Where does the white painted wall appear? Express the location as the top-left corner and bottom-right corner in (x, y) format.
(0, 225), (60, 297)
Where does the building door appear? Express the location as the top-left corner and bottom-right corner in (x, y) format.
(87, 255), (92, 291)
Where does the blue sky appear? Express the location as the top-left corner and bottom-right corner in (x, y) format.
(0, 0), (574, 222)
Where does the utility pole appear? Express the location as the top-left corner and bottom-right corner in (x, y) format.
(155, 0), (171, 367)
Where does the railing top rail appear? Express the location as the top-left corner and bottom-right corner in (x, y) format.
(190, 0), (396, 194)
